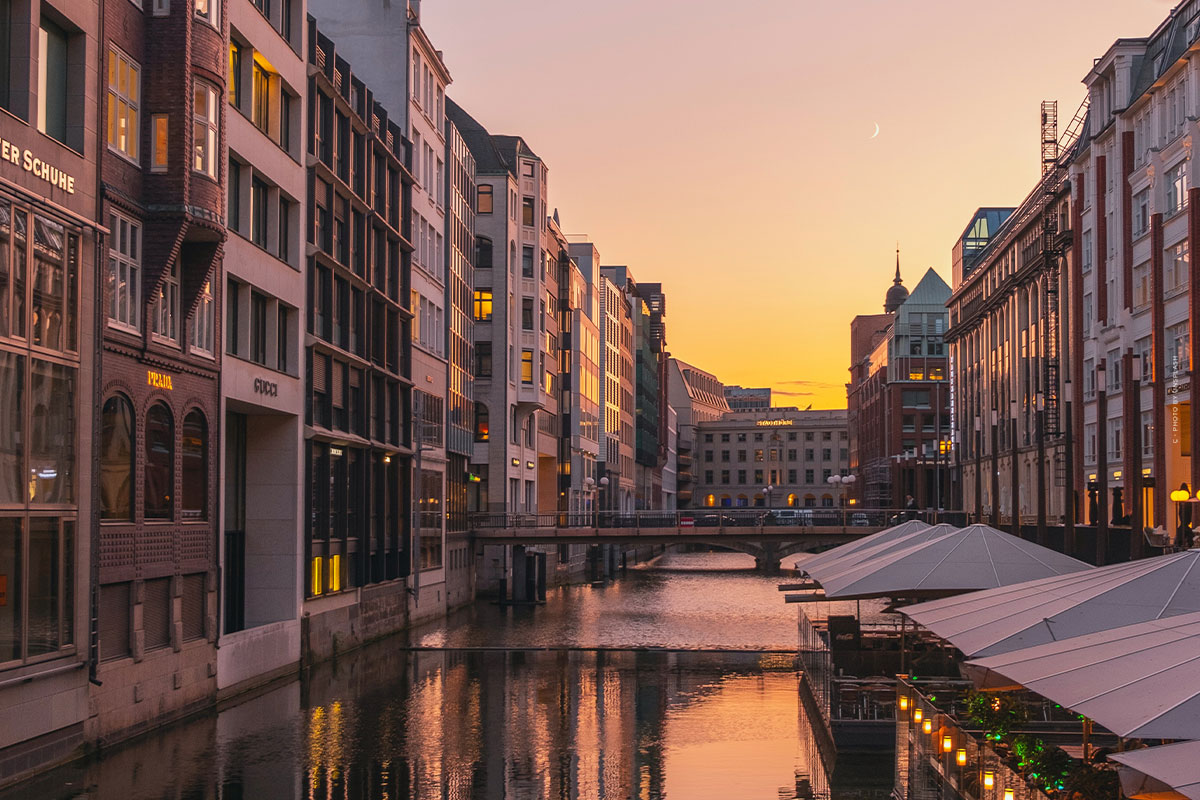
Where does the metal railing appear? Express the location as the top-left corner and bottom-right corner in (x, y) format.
(468, 508), (967, 531)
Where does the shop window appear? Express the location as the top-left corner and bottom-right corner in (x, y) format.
(1, 517), (75, 663)
(100, 394), (134, 520)
(145, 402), (173, 519)
(181, 410), (207, 520)
(30, 359), (75, 503)
(32, 215), (76, 352)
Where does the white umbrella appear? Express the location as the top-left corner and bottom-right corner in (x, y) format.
(818, 524), (1091, 600)
(1110, 741), (1200, 800)
(900, 549), (1200, 658)
(965, 612), (1200, 739)
(798, 518), (930, 574)
(804, 523), (958, 588)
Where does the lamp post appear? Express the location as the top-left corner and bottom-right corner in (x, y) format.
(1129, 352), (1144, 558)
(827, 474), (856, 525)
(762, 484), (774, 509)
(1171, 486), (1192, 549)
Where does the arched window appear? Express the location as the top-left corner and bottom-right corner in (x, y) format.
(736, 494), (748, 507)
(804, 494), (816, 508)
(703, 494), (716, 507)
(719, 495), (731, 508)
(145, 403), (174, 519)
(181, 410), (207, 520)
(475, 236), (493, 269)
(100, 394), (134, 520)
(786, 493), (798, 507)
(753, 493), (765, 507)
(476, 185), (493, 214)
(474, 402), (489, 442)
(821, 494), (834, 508)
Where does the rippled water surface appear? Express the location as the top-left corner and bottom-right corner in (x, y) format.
(5, 551), (891, 800)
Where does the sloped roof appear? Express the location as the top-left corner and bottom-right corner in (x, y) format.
(446, 99), (541, 176)
(901, 268), (951, 308)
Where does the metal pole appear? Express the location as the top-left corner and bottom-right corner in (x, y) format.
(1036, 393), (1047, 545)
(1097, 361), (1109, 566)
(1064, 380), (1076, 554)
(1011, 401), (1020, 537)
(975, 415), (983, 524)
(991, 409), (1000, 529)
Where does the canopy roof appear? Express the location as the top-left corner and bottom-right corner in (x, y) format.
(965, 612), (1200, 740)
(804, 523), (958, 589)
(816, 525), (1091, 600)
(900, 549), (1200, 658)
(1110, 741), (1200, 800)
(798, 519), (929, 575)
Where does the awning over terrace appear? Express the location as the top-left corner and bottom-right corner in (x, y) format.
(814, 524), (1091, 600)
(798, 518), (930, 574)
(1110, 740), (1200, 800)
(964, 611), (1200, 740)
(899, 549), (1200, 658)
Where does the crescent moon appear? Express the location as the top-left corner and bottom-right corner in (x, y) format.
(871, 122), (880, 139)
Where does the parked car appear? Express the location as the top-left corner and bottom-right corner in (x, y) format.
(850, 512), (870, 526)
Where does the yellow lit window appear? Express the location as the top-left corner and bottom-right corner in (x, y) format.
(909, 369), (925, 380)
(107, 48), (140, 161)
(329, 554), (341, 592)
(521, 350), (533, 384)
(473, 289), (493, 321)
(311, 556), (323, 596)
(151, 115), (168, 173)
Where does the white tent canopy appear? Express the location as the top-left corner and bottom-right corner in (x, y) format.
(802, 523), (956, 585)
(965, 612), (1200, 740)
(1110, 741), (1200, 800)
(899, 549), (1200, 658)
(798, 519), (929, 574)
(815, 524), (1091, 600)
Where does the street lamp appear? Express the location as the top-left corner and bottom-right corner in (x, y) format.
(1171, 485), (1192, 549)
(827, 474), (857, 522)
(762, 484), (774, 508)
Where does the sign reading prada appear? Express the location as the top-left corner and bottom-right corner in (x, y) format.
(0, 137), (76, 194)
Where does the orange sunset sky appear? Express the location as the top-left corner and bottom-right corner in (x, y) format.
(422, 1), (1174, 410)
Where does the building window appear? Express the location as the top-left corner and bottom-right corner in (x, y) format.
(1167, 160), (1189, 216)
(1133, 188), (1150, 237)
(252, 58), (272, 135)
(477, 185), (493, 214)
(150, 114), (168, 172)
(229, 42), (242, 107)
(107, 212), (140, 332)
(190, 280), (214, 356)
(474, 402), (489, 442)
(151, 261), (180, 343)
(193, 80), (219, 179)
(1133, 261), (1150, 308)
(1168, 322), (1190, 376)
(1081, 230), (1092, 273)
(473, 289), (492, 321)
(522, 245), (534, 278)
(250, 291), (268, 365)
(475, 236), (492, 269)
(100, 394), (134, 520)
(37, 19), (69, 145)
(195, 0), (218, 28)
(522, 197), (534, 226)
(521, 297), (534, 330)
(521, 350), (533, 384)
(475, 341), (492, 378)
(181, 410), (207, 520)
(251, 176), (269, 248)
(1166, 240), (1189, 293)
(106, 48), (139, 161)
(144, 403), (173, 519)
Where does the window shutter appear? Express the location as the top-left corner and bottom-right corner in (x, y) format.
(99, 583), (131, 661)
(181, 574), (205, 641)
(143, 578), (171, 651)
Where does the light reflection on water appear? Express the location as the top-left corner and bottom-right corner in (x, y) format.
(5, 551), (889, 800)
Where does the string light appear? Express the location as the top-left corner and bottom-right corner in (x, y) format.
(899, 695), (909, 711)
(983, 771), (995, 789)
(1003, 790), (1015, 800)
(913, 708), (923, 723)
(922, 718), (932, 735)
(942, 735), (953, 753)
(956, 748), (967, 766)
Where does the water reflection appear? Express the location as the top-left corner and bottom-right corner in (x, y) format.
(7, 553), (864, 800)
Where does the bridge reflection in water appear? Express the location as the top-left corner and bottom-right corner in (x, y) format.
(9, 645), (832, 800)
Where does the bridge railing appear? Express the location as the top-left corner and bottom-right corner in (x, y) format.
(468, 508), (967, 531)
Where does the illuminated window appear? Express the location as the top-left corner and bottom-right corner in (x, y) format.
(193, 80), (219, 178)
(107, 48), (139, 161)
(228, 42), (242, 106)
(521, 350), (533, 384)
(704, 494), (716, 507)
(909, 369), (925, 380)
(311, 556), (323, 596)
(473, 289), (492, 321)
(329, 554), (341, 592)
(150, 115), (168, 172)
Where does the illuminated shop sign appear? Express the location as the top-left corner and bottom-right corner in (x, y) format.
(0, 137), (76, 194)
(755, 419), (793, 427)
(147, 370), (174, 390)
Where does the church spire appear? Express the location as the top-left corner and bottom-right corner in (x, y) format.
(884, 243), (909, 313)
(894, 243), (902, 284)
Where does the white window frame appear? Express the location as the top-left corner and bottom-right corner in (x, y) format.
(107, 47), (140, 162)
(151, 260), (180, 344)
(193, 80), (219, 179)
(195, 0), (218, 28)
(190, 279), (215, 357)
(107, 211), (141, 332)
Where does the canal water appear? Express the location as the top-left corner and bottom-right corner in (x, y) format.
(5, 552), (893, 800)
